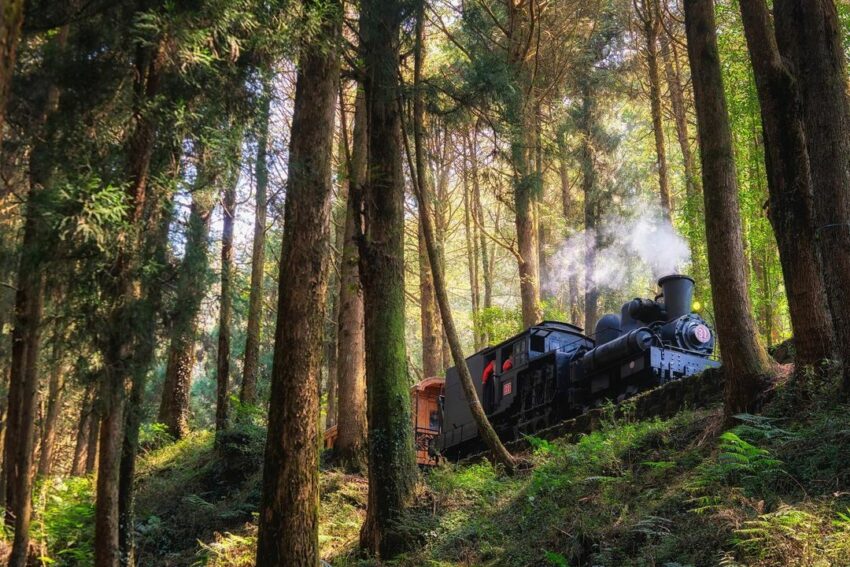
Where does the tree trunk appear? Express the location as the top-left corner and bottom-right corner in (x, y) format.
(216, 152), (239, 433)
(95, 40), (164, 567)
(418, 221), (444, 377)
(738, 0), (835, 366)
(684, 0), (773, 417)
(119, 145), (179, 565)
(774, 0), (850, 390)
(334, 90), (368, 472)
(71, 383), (95, 476)
(158, 171), (215, 439)
(579, 91), (600, 332)
(240, 75), (272, 406)
(358, 0), (417, 555)
(0, 0), (24, 133)
(85, 402), (99, 475)
(37, 342), (65, 477)
(462, 134), (482, 350)
(513, 111), (542, 328)
(641, 0), (672, 219)
(407, 5), (515, 471)
(254, 2), (340, 563)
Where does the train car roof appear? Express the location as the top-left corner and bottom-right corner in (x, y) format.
(458, 320), (588, 362)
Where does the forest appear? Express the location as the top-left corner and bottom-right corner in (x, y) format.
(1, 0), (850, 565)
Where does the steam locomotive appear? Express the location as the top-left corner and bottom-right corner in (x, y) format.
(434, 274), (719, 459)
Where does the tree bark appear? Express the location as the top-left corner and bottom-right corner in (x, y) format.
(240, 75), (272, 406)
(158, 167), (215, 439)
(334, 90), (367, 472)
(95, 39), (164, 567)
(0, 0), (24, 134)
(358, 0), (417, 555)
(462, 134), (482, 350)
(639, 0), (672, 219)
(70, 383), (95, 476)
(774, 0), (850, 390)
(215, 160), (237, 433)
(119, 144), (180, 566)
(37, 342), (66, 477)
(738, 0), (835, 366)
(85, 401), (99, 475)
(578, 91), (600, 332)
(684, 0), (773, 417)
(513, 113), (543, 328)
(254, 1), (340, 563)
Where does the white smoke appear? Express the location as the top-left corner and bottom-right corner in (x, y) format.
(545, 199), (691, 296)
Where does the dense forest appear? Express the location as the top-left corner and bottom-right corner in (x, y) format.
(1, 0), (850, 565)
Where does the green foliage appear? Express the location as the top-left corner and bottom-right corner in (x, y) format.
(139, 422), (176, 454)
(49, 175), (129, 253)
(31, 477), (96, 566)
(474, 305), (522, 345)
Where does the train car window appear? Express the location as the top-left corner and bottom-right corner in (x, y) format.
(530, 334), (545, 352)
(429, 410), (440, 431)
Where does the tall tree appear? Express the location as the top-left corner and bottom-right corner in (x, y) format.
(254, 0), (340, 563)
(94, 31), (165, 567)
(240, 74), (272, 406)
(3, 20), (69, 563)
(738, 0), (835, 367)
(0, 0), (24, 133)
(333, 89), (367, 472)
(774, 0), (850, 390)
(683, 0), (773, 416)
(358, 0), (417, 554)
(407, 2), (516, 471)
(157, 156), (216, 439)
(215, 145), (239, 433)
(37, 339), (66, 476)
(634, 0), (672, 219)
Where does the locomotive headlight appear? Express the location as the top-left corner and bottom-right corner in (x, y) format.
(692, 300), (702, 312)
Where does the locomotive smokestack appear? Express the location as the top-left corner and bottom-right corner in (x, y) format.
(658, 274), (695, 321)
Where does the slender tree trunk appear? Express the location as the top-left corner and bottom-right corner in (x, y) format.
(158, 175), (215, 439)
(240, 76), (272, 406)
(254, 2), (340, 563)
(412, 36), (444, 378)
(579, 91), (599, 332)
(471, 125), (492, 338)
(37, 343), (65, 477)
(684, 0), (773, 417)
(334, 90), (368, 472)
(95, 40), (164, 567)
(0, 0), (24, 134)
(216, 156), (239, 433)
(71, 383), (95, 476)
(85, 402), (99, 475)
(462, 135), (482, 350)
(660, 25), (700, 203)
(738, 0), (835, 366)
(513, 112), (542, 328)
(358, 0), (417, 555)
(774, 0), (850, 390)
(641, 0), (672, 219)
(119, 146), (179, 566)
(407, 8), (515, 471)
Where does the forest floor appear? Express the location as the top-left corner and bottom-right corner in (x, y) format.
(17, 366), (850, 566)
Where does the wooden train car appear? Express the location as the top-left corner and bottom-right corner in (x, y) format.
(323, 376), (445, 466)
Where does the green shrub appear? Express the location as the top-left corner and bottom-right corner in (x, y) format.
(139, 422), (176, 453)
(32, 477), (95, 566)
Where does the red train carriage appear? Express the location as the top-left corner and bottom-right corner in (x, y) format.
(323, 376), (445, 466)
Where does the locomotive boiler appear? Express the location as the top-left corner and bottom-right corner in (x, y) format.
(435, 274), (719, 459)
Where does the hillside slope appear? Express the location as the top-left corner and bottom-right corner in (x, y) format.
(130, 370), (850, 566)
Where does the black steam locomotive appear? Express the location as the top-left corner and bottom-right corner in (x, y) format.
(435, 274), (719, 458)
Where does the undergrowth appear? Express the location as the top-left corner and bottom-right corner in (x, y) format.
(14, 369), (850, 566)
